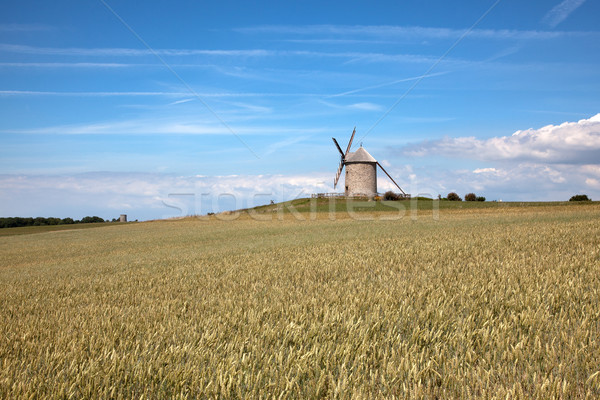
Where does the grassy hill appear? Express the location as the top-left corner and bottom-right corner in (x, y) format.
(1, 203), (599, 397)
(229, 197), (594, 221)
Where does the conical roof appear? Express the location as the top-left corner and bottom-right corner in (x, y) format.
(345, 146), (376, 163)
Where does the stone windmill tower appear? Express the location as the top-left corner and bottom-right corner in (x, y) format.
(332, 127), (407, 198)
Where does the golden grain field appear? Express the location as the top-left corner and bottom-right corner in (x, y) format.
(1, 204), (599, 398)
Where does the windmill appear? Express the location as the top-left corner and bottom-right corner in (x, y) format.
(332, 127), (407, 198)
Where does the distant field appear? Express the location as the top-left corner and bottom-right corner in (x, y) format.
(0, 222), (124, 237)
(1, 203), (599, 398)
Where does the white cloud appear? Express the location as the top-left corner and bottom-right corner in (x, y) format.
(399, 163), (599, 201)
(473, 167), (500, 174)
(403, 114), (600, 164)
(394, 114), (600, 200)
(0, 172), (334, 220)
(542, 0), (587, 28)
(585, 178), (600, 189)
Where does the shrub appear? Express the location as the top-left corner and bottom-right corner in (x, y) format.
(476, 196), (486, 202)
(569, 194), (591, 201)
(383, 191), (400, 201)
(464, 193), (477, 202)
(447, 192), (462, 201)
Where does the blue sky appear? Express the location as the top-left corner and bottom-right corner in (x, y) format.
(1, 0), (599, 220)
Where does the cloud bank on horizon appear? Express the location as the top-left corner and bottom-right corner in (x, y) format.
(398, 113), (600, 201)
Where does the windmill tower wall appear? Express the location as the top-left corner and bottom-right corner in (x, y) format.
(345, 161), (377, 197)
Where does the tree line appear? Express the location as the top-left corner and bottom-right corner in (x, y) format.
(0, 216), (108, 229)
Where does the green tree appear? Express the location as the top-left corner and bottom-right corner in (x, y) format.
(569, 194), (590, 201)
(464, 193), (477, 201)
(447, 192), (462, 201)
(80, 216), (105, 224)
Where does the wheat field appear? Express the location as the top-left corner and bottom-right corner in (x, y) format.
(1, 204), (599, 398)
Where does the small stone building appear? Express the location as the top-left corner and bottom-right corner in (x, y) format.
(344, 146), (377, 197)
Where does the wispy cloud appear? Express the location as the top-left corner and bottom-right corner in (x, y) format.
(168, 98), (196, 106)
(2, 121), (239, 136)
(0, 23), (54, 32)
(348, 102), (383, 111)
(542, 0), (587, 28)
(219, 101), (273, 114)
(0, 118), (328, 136)
(0, 90), (425, 100)
(0, 44), (449, 65)
(281, 38), (391, 45)
(0, 43), (274, 57)
(0, 90), (315, 98)
(317, 99), (383, 112)
(328, 72), (447, 98)
(263, 135), (309, 156)
(0, 62), (140, 68)
(286, 50), (440, 64)
(0, 90), (187, 97)
(238, 24), (593, 40)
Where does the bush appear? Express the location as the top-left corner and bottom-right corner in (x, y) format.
(447, 192), (462, 201)
(569, 194), (591, 201)
(476, 196), (486, 202)
(383, 191), (400, 201)
(464, 193), (477, 202)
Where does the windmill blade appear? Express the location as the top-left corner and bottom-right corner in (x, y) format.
(334, 160), (345, 188)
(344, 127), (356, 157)
(332, 138), (345, 157)
(377, 162), (407, 196)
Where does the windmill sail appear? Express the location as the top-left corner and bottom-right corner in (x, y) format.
(332, 128), (355, 188)
(332, 138), (345, 157)
(345, 127), (356, 156)
(334, 160), (344, 188)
